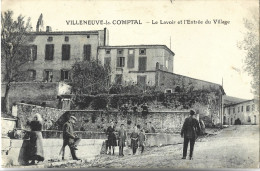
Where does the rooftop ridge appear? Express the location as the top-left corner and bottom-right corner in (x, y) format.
(98, 44), (175, 56)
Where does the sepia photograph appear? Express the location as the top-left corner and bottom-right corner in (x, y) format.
(1, 0), (259, 169)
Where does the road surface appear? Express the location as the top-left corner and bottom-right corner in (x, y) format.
(87, 125), (259, 169)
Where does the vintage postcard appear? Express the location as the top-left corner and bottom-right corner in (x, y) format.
(1, 0), (259, 169)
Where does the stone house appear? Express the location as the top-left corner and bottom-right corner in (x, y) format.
(98, 45), (174, 86)
(224, 99), (259, 125)
(21, 27), (109, 82)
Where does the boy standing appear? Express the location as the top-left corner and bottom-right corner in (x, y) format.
(118, 124), (127, 156)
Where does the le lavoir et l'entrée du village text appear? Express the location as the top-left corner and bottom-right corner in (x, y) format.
(65, 19), (230, 25)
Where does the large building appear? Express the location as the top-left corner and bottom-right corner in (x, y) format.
(22, 27), (109, 82)
(224, 99), (259, 125)
(98, 45), (174, 86)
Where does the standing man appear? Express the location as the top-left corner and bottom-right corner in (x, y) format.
(61, 116), (81, 160)
(118, 124), (127, 156)
(181, 110), (201, 160)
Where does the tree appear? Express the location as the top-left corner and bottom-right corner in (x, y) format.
(239, 10), (259, 99)
(1, 10), (32, 113)
(70, 60), (110, 95)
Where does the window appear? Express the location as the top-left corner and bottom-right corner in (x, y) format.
(87, 35), (90, 38)
(127, 56), (135, 68)
(228, 108), (230, 114)
(137, 75), (146, 86)
(115, 74), (122, 85)
(117, 57), (125, 67)
(165, 89), (172, 93)
(139, 49), (146, 55)
(105, 49), (111, 54)
(83, 45), (91, 61)
(247, 116), (251, 122)
(61, 70), (69, 81)
(241, 106), (244, 112)
(65, 36), (69, 42)
(238, 106), (240, 113)
(44, 70), (53, 82)
(28, 70), (36, 80)
(138, 57), (147, 71)
(117, 49), (123, 55)
(62, 44), (70, 60)
(246, 105), (250, 112)
(47, 37), (53, 42)
(28, 45), (37, 61)
(233, 108), (235, 114)
(128, 49), (134, 54)
(104, 57), (111, 68)
(45, 44), (54, 60)
(252, 104), (255, 111)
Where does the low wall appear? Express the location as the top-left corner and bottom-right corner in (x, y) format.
(2, 132), (183, 167)
(1, 118), (17, 137)
(1, 82), (60, 109)
(39, 131), (183, 147)
(1, 138), (105, 167)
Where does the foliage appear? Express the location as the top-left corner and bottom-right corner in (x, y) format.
(1, 10), (32, 113)
(70, 60), (110, 95)
(91, 96), (108, 110)
(239, 10), (259, 98)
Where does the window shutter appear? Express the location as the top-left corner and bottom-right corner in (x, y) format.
(33, 45), (37, 60)
(61, 70), (64, 81)
(84, 45), (91, 61)
(45, 44), (54, 60)
(62, 44), (70, 60)
(127, 56), (134, 68)
(117, 57), (120, 67)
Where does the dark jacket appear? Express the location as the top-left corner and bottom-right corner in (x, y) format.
(181, 116), (201, 139)
(63, 121), (75, 143)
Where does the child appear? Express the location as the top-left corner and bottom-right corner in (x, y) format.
(130, 126), (139, 155)
(139, 129), (146, 154)
(118, 124), (127, 156)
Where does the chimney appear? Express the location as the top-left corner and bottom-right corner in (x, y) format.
(46, 26), (52, 32)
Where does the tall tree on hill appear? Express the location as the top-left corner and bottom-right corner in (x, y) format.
(1, 10), (32, 113)
(239, 9), (259, 100)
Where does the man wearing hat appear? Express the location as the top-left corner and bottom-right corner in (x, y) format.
(181, 109), (201, 160)
(61, 115), (81, 160)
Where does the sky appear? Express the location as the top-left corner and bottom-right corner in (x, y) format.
(1, 0), (259, 99)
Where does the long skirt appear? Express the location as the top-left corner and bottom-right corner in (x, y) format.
(28, 131), (44, 161)
(107, 134), (117, 147)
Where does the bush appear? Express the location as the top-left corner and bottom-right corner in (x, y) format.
(91, 97), (108, 110)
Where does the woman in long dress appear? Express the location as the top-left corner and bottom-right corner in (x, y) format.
(27, 113), (45, 164)
(106, 121), (117, 155)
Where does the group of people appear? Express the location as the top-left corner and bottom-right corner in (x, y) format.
(106, 121), (146, 156)
(24, 114), (81, 164)
(23, 108), (203, 165)
(120, 103), (149, 117)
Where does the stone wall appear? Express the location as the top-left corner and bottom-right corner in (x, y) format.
(15, 103), (191, 133)
(15, 103), (64, 130)
(155, 70), (224, 125)
(2, 82), (60, 109)
(56, 110), (191, 133)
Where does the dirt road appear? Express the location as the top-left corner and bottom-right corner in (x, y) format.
(86, 125), (259, 169)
